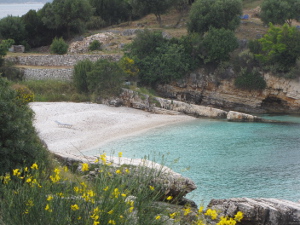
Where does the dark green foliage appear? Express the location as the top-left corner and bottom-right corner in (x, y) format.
(21, 9), (54, 48)
(201, 28), (239, 63)
(0, 77), (49, 175)
(252, 24), (300, 72)
(50, 37), (68, 55)
(86, 16), (106, 30)
(0, 16), (27, 44)
(41, 0), (93, 38)
(89, 0), (131, 25)
(126, 30), (194, 86)
(248, 39), (263, 55)
(73, 60), (93, 93)
(0, 39), (14, 67)
(260, 0), (300, 26)
(89, 40), (102, 51)
(87, 59), (125, 96)
(234, 68), (266, 90)
(0, 61), (24, 81)
(187, 0), (242, 34)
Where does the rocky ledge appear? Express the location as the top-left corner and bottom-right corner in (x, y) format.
(208, 198), (300, 225)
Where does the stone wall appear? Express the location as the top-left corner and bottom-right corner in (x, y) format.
(23, 68), (73, 81)
(6, 54), (121, 66)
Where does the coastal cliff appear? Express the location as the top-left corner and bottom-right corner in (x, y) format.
(156, 70), (300, 114)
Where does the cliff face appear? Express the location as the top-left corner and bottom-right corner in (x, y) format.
(156, 71), (300, 114)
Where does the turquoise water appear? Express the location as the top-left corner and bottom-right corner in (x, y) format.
(85, 115), (300, 206)
(0, 3), (44, 19)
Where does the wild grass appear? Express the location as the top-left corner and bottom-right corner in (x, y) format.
(0, 153), (243, 225)
(18, 80), (90, 102)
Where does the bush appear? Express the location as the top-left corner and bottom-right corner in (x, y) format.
(88, 40), (102, 51)
(0, 16), (27, 44)
(11, 84), (34, 105)
(201, 27), (239, 63)
(0, 61), (24, 81)
(234, 68), (267, 90)
(50, 37), (69, 55)
(0, 77), (49, 175)
(73, 59), (93, 93)
(86, 16), (106, 30)
(187, 0), (242, 34)
(87, 59), (125, 97)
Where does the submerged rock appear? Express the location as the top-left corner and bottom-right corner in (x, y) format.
(207, 198), (300, 225)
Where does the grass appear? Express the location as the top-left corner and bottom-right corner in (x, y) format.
(18, 80), (90, 102)
(0, 153), (243, 225)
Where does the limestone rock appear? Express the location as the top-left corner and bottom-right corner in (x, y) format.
(227, 111), (263, 122)
(207, 198), (300, 225)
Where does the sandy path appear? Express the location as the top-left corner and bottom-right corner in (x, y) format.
(30, 102), (195, 159)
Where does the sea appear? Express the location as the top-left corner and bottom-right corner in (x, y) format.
(0, 3), (44, 19)
(84, 114), (300, 206)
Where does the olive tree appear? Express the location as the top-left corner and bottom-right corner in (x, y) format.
(187, 0), (242, 34)
(260, 0), (300, 26)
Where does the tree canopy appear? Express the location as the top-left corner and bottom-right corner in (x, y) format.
(0, 16), (27, 44)
(187, 0), (242, 34)
(260, 0), (300, 26)
(41, 0), (93, 38)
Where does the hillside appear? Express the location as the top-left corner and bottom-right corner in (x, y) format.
(0, 0), (51, 3)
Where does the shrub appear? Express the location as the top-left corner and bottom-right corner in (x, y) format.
(11, 84), (34, 104)
(0, 61), (24, 81)
(87, 59), (125, 97)
(119, 56), (139, 80)
(201, 27), (239, 63)
(86, 16), (106, 30)
(88, 40), (102, 51)
(0, 77), (49, 175)
(73, 59), (93, 93)
(234, 68), (267, 90)
(50, 37), (69, 55)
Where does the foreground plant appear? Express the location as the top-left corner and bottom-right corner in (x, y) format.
(0, 153), (243, 225)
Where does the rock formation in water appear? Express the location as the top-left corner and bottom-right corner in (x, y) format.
(207, 198), (300, 225)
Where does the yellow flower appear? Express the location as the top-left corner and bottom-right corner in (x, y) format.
(183, 207), (191, 216)
(71, 204), (79, 211)
(108, 220), (116, 224)
(2, 173), (11, 184)
(234, 211), (243, 222)
(155, 215), (161, 220)
(166, 196), (173, 201)
(125, 168), (130, 173)
(47, 195), (53, 201)
(118, 152), (123, 157)
(74, 186), (80, 193)
(198, 206), (204, 213)
(81, 163), (89, 172)
(205, 209), (218, 220)
(78, 216), (82, 220)
(169, 212), (177, 219)
(108, 210), (113, 214)
(93, 221), (100, 225)
(94, 158), (99, 163)
(13, 169), (21, 177)
(45, 204), (52, 212)
(113, 188), (120, 198)
(116, 169), (122, 174)
(54, 168), (60, 174)
(103, 186), (109, 191)
(24, 167), (28, 172)
(100, 153), (107, 164)
(31, 163), (38, 170)
(26, 178), (32, 183)
(149, 185), (155, 191)
(121, 193), (127, 197)
(63, 166), (68, 172)
(129, 207), (134, 213)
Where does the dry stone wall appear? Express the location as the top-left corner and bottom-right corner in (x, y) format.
(24, 68), (73, 81)
(6, 54), (121, 66)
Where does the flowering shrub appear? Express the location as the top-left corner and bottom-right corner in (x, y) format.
(0, 153), (244, 225)
(12, 84), (34, 104)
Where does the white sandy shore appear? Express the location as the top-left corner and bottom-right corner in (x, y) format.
(30, 102), (195, 160)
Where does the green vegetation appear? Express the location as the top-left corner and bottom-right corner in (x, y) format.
(88, 40), (102, 51)
(234, 68), (266, 90)
(0, 77), (49, 175)
(50, 37), (69, 55)
(250, 23), (300, 73)
(73, 59), (125, 97)
(260, 0), (300, 26)
(187, 0), (242, 34)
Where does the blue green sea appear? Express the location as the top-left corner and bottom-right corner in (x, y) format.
(85, 115), (300, 206)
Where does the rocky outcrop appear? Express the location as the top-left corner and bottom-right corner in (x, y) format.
(227, 111), (264, 122)
(207, 198), (300, 225)
(54, 153), (197, 204)
(156, 70), (300, 114)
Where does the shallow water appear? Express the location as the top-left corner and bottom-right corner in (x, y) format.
(85, 115), (300, 206)
(0, 3), (44, 19)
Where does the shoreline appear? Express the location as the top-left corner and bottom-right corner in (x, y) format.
(30, 102), (195, 159)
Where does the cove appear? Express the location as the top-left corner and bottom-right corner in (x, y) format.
(84, 115), (300, 206)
